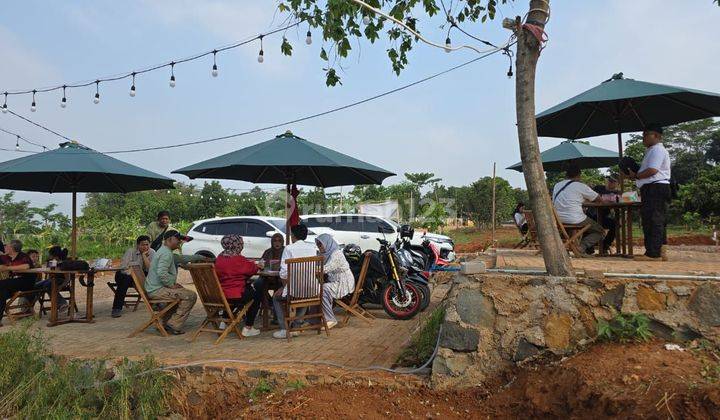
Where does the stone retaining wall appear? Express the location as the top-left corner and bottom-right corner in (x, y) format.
(431, 272), (720, 389)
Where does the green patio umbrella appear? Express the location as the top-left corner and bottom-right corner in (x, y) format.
(173, 131), (395, 240)
(507, 141), (619, 172)
(535, 73), (720, 187)
(0, 141), (175, 257)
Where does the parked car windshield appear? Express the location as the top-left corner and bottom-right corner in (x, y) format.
(267, 220), (286, 232)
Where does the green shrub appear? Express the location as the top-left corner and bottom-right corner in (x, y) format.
(597, 313), (654, 343)
(0, 325), (174, 419)
(396, 306), (445, 367)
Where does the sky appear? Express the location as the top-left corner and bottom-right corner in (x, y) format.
(1, 0), (718, 216)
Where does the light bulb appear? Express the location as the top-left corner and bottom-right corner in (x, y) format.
(15, 140), (20, 151)
(93, 93), (100, 104)
(129, 85), (136, 97)
(169, 75), (176, 87)
(31, 101), (37, 112)
(444, 37), (452, 53)
(61, 97), (67, 108)
(363, 15), (371, 25)
(257, 50), (264, 63)
(211, 64), (218, 77)
(305, 31), (312, 45)
(2, 105), (7, 114)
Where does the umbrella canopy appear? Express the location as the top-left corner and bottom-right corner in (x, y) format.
(536, 73), (720, 139)
(0, 141), (175, 257)
(507, 141), (619, 172)
(0, 141), (175, 192)
(172, 131), (395, 187)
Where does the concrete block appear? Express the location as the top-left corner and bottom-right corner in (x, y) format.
(460, 261), (486, 274)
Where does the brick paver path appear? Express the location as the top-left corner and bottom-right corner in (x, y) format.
(495, 248), (720, 275)
(26, 271), (445, 369)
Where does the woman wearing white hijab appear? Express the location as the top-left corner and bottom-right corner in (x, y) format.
(315, 233), (355, 328)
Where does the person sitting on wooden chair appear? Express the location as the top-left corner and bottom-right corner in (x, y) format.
(111, 235), (155, 318)
(272, 223), (317, 339)
(145, 230), (204, 335)
(552, 163), (605, 255)
(513, 202), (529, 235)
(0, 240), (35, 327)
(35, 245), (70, 313)
(314, 234), (354, 329)
(213, 234), (264, 337)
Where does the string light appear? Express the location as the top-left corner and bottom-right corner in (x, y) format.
(257, 36), (264, 63)
(15, 135), (20, 151)
(30, 90), (37, 112)
(211, 50), (219, 77)
(169, 62), (176, 87)
(129, 73), (137, 97)
(305, 30), (312, 45)
(3, 92), (8, 113)
(444, 37), (452, 53)
(93, 81), (100, 104)
(363, 15), (371, 25)
(61, 85), (67, 108)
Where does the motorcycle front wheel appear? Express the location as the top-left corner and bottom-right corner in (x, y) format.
(411, 281), (431, 311)
(381, 281), (422, 320)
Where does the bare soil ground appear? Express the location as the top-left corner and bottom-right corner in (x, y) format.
(181, 340), (720, 418)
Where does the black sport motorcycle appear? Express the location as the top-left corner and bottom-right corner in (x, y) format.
(343, 237), (422, 320)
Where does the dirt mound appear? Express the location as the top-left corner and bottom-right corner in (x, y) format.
(178, 341), (720, 418)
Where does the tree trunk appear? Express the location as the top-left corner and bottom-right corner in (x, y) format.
(515, 0), (574, 276)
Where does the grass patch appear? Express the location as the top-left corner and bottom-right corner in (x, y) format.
(597, 313), (653, 343)
(249, 378), (274, 400)
(286, 379), (305, 391)
(0, 323), (173, 419)
(396, 306), (445, 367)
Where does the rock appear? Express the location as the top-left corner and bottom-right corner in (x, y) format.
(247, 369), (271, 379)
(674, 325), (703, 342)
(671, 285), (692, 297)
(440, 322), (480, 352)
(523, 326), (546, 347)
(653, 282), (671, 294)
(529, 277), (545, 287)
(453, 274), (469, 285)
(688, 283), (720, 327)
(461, 261), (486, 275)
(600, 284), (625, 310)
(456, 289), (495, 328)
(513, 338), (541, 361)
(648, 319), (675, 340)
(544, 313), (572, 351)
(580, 277), (604, 289)
(187, 391), (203, 406)
(636, 286), (667, 311)
(578, 306), (597, 336)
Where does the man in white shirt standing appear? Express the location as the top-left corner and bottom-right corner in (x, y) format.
(273, 223), (318, 339)
(628, 124), (671, 261)
(552, 163), (605, 256)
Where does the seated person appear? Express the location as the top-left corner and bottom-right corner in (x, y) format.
(26, 249), (40, 266)
(513, 202), (528, 235)
(0, 240), (35, 326)
(111, 235), (155, 318)
(552, 163), (605, 255)
(315, 234), (354, 329)
(35, 246), (70, 312)
(253, 233), (285, 322)
(144, 230), (205, 335)
(272, 224), (317, 339)
(590, 175), (620, 253)
(213, 234), (264, 337)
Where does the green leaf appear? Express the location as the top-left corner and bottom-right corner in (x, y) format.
(280, 37), (293, 56)
(319, 47), (329, 61)
(325, 68), (342, 86)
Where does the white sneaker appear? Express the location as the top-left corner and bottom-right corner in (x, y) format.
(241, 326), (261, 337)
(272, 329), (299, 339)
(326, 320), (338, 330)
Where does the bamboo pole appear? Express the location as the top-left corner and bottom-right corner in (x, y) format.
(491, 162), (496, 248)
(71, 191), (77, 259)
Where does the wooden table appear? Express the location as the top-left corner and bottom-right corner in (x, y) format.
(15, 267), (120, 327)
(254, 270), (280, 330)
(583, 201), (642, 257)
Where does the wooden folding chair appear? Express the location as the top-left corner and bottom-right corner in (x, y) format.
(127, 266), (180, 338)
(552, 207), (592, 257)
(514, 210), (540, 249)
(4, 289), (43, 322)
(107, 278), (141, 311)
(337, 251), (375, 326)
(282, 256), (328, 341)
(187, 263), (254, 345)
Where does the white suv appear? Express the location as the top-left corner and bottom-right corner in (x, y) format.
(301, 214), (455, 257)
(182, 216), (312, 259)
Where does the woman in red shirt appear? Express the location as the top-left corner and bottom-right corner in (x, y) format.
(214, 234), (263, 337)
(0, 239), (35, 326)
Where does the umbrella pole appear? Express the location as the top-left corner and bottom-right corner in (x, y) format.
(285, 182), (291, 245)
(71, 191), (77, 259)
(617, 130), (625, 193)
